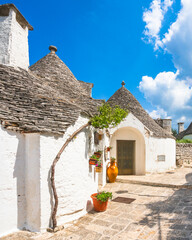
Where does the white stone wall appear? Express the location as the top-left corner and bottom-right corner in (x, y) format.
(0, 115), (107, 236)
(0, 126), (26, 237)
(25, 134), (41, 232)
(109, 113), (176, 174)
(0, 8), (29, 69)
(39, 115), (99, 230)
(110, 126), (145, 175)
(145, 137), (176, 173)
(0, 112), (176, 236)
(0, 13), (11, 64)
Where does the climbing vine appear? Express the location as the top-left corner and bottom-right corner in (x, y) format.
(90, 103), (128, 129)
(50, 103), (128, 230)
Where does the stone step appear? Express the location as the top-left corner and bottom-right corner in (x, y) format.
(116, 178), (192, 189)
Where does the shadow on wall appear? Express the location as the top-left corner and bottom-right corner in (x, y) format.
(137, 172), (192, 239)
(47, 126), (92, 228)
(48, 169), (54, 228)
(12, 132), (26, 230)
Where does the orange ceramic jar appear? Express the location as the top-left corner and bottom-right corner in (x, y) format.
(107, 161), (118, 183)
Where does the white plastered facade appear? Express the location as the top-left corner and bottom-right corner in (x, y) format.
(0, 115), (107, 237)
(0, 112), (176, 236)
(109, 113), (176, 174)
(0, 8), (29, 69)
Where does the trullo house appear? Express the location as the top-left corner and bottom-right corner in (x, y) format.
(0, 3), (176, 237)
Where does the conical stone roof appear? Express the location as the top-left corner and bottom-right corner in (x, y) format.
(177, 122), (192, 139)
(30, 51), (103, 115)
(107, 85), (174, 139)
(30, 51), (90, 98)
(0, 50), (103, 134)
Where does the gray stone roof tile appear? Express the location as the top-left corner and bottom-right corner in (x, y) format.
(0, 55), (103, 134)
(107, 86), (174, 139)
(177, 122), (192, 139)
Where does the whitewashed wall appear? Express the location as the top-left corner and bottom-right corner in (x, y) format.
(0, 126), (26, 237)
(109, 113), (176, 174)
(110, 127), (145, 175)
(0, 115), (107, 236)
(25, 134), (41, 232)
(39, 115), (99, 231)
(0, 8), (29, 69)
(145, 137), (176, 172)
(0, 111), (176, 236)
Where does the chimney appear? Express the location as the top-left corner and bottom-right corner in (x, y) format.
(0, 4), (33, 70)
(155, 119), (172, 134)
(178, 122), (184, 133)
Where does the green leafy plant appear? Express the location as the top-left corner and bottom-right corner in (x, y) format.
(96, 150), (102, 153)
(176, 139), (192, 143)
(96, 160), (102, 167)
(110, 157), (116, 162)
(90, 154), (100, 160)
(90, 103), (128, 129)
(96, 191), (112, 202)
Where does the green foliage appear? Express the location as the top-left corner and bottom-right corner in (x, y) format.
(90, 103), (128, 129)
(172, 128), (177, 137)
(96, 191), (112, 202)
(90, 154), (99, 160)
(110, 157), (116, 162)
(95, 150), (102, 153)
(176, 139), (192, 143)
(96, 160), (102, 167)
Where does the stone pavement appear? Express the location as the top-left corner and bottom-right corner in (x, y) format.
(117, 167), (192, 188)
(2, 176), (192, 240)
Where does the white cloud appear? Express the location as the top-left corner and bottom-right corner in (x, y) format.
(162, 0), (192, 77)
(143, 0), (173, 49)
(147, 107), (170, 119)
(143, 0), (192, 77)
(141, 0), (192, 125)
(139, 71), (192, 123)
(177, 116), (186, 123)
(163, 0), (174, 11)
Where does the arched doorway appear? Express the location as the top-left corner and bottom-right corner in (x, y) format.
(110, 127), (146, 175)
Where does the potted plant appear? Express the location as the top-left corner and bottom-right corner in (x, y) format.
(91, 191), (112, 212)
(106, 146), (112, 151)
(89, 154), (99, 165)
(95, 160), (102, 172)
(94, 150), (102, 158)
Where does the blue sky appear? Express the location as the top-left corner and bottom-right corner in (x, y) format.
(2, 0), (192, 130)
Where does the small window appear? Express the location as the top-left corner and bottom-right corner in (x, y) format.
(157, 155), (166, 162)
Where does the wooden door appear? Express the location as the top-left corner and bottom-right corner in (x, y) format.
(117, 140), (135, 175)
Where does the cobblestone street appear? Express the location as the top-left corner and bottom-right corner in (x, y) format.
(2, 171), (192, 240)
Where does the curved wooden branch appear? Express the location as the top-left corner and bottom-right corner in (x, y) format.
(50, 122), (90, 229)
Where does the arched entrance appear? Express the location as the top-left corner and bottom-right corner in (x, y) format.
(110, 127), (145, 175)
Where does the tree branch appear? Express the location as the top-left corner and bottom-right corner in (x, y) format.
(50, 122), (90, 229)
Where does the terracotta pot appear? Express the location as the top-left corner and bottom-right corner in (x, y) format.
(89, 159), (98, 165)
(95, 166), (102, 172)
(94, 152), (101, 158)
(91, 193), (108, 212)
(106, 147), (111, 151)
(107, 161), (118, 183)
